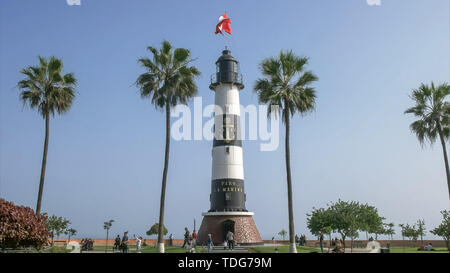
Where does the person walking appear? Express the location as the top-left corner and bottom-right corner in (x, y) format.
(121, 231), (129, 253)
(182, 227), (190, 248)
(226, 231), (234, 250)
(207, 234), (213, 253)
(133, 234), (142, 253)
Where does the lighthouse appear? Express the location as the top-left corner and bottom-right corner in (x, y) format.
(197, 49), (262, 245)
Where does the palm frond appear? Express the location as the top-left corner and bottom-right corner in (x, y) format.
(254, 50), (318, 122)
(405, 82), (450, 146)
(18, 56), (76, 118)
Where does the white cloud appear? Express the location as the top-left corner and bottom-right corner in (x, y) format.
(66, 0), (81, 6)
(367, 0), (381, 6)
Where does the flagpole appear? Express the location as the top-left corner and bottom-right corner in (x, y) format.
(225, 34), (228, 50)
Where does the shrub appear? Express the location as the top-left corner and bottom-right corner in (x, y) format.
(0, 199), (50, 249)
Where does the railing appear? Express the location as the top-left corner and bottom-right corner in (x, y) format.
(210, 72), (243, 86)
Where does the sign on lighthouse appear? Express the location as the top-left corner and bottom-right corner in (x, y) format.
(197, 16), (263, 244)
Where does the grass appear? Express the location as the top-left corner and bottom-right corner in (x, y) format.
(250, 245), (321, 253)
(250, 245), (449, 253)
(388, 247), (449, 253)
(3, 246), (72, 253)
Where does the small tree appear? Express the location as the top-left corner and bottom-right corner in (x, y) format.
(146, 223), (168, 237)
(384, 222), (395, 241)
(307, 207), (333, 249)
(401, 223), (420, 247)
(416, 219), (426, 245)
(328, 200), (362, 250)
(65, 228), (77, 242)
(430, 210), (450, 251)
(278, 229), (287, 241)
(399, 224), (406, 252)
(47, 215), (70, 246)
(103, 220), (114, 253)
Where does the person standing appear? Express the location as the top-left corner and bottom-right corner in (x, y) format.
(182, 227), (190, 248)
(192, 229), (197, 247)
(226, 231), (234, 250)
(121, 231), (129, 253)
(133, 234), (142, 253)
(319, 232), (324, 253)
(207, 234), (213, 253)
(169, 233), (173, 247)
(114, 235), (120, 252)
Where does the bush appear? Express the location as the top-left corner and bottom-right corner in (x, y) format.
(0, 199), (50, 249)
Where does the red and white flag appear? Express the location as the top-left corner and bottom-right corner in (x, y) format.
(215, 13), (232, 35)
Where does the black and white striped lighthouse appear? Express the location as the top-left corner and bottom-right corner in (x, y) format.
(197, 49), (262, 245)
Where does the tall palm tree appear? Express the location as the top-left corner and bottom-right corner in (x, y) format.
(136, 41), (200, 253)
(405, 82), (450, 198)
(18, 56), (76, 215)
(254, 50), (318, 253)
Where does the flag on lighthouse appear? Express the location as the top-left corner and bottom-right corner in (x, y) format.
(215, 13), (232, 35)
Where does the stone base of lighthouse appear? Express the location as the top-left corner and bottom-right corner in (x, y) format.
(197, 212), (263, 246)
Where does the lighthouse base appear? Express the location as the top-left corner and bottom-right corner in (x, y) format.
(197, 212), (263, 246)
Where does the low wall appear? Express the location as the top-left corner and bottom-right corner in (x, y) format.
(53, 238), (447, 248)
(262, 239), (448, 248)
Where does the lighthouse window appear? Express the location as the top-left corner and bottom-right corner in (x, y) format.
(225, 192), (231, 201)
(223, 116), (235, 141)
(226, 147), (230, 154)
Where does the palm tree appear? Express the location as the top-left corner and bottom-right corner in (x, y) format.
(18, 56), (76, 215)
(103, 220), (114, 253)
(405, 82), (450, 198)
(136, 41), (200, 253)
(254, 50), (318, 253)
(65, 228), (77, 243)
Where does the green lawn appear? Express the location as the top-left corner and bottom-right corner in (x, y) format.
(250, 245), (449, 253)
(3, 246), (72, 253)
(388, 247), (449, 253)
(250, 245), (321, 253)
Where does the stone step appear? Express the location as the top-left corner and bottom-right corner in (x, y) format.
(211, 249), (249, 253)
(212, 246), (247, 250)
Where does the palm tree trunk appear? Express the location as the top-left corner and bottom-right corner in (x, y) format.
(36, 114), (49, 214)
(283, 106), (297, 253)
(436, 121), (450, 199)
(105, 229), (109, 253)
(157, 103), (171, 253)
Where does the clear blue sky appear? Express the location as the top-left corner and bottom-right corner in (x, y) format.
(1, 0), (449, 240)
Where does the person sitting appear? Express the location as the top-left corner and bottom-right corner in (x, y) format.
(424, 243), (435, 251)
(332, 239), (344, 253)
